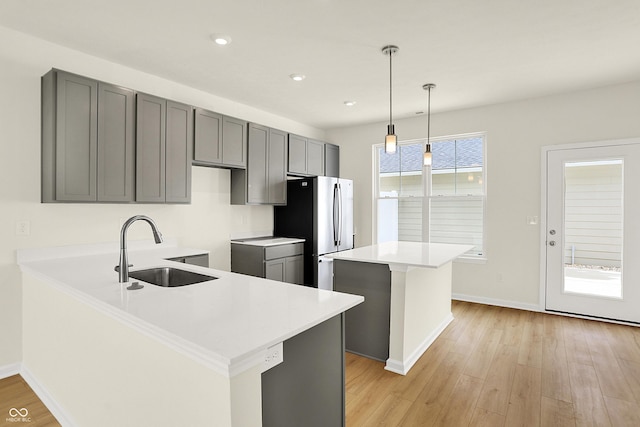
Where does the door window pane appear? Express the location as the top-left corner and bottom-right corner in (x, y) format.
(563, 160), (622, 298)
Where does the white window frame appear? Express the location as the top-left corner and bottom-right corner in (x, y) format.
(372, 131), (487, 261)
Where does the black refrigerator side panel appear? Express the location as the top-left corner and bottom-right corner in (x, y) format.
(274, 178), (316, 286)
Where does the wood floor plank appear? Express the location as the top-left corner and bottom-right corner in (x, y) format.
(604, 323), (640, 364)
(463, 327), (503, 379)
(518, 313), (544, 368)
(603, 396), (640, 426)
(505, 364), (542, 427)
(476, 344), (518, 415)
(433, 374), (484, 426)
(567, 362), (612, 427)
(540, 396), (576, 427)
(617, 358), (640, 405)
(469, 407), (506, 427)
(562, 317), (593, 366)
(585, 322), (637, 403)
(541, 336), (573, 403)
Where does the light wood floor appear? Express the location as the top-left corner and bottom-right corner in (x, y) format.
(0, 375), (60, 427)
(346, 300), (640, 426)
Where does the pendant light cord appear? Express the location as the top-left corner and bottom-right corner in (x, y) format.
(389, 49), (393, 128)
(427, 85), (431, 143)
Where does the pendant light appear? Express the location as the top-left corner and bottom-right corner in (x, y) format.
(422, 83), (436, 166)
(382, 45), (399, 153)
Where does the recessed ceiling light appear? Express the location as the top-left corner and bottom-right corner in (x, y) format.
(344, 101), (357, 107)
(289, 74), (306, 82)
(210, 34), (232, 46)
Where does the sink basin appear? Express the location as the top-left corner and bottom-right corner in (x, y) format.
(129, 267), (217, 287)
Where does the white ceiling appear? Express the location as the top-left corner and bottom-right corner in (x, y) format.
(1, 0), (639, 130)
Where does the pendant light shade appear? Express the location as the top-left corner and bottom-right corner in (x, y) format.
(423, 83), (436, 166)
(382, 45), (399, 153)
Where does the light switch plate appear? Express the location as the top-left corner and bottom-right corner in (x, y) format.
(16, 221), (30, 236)
(526, 216), (539, 225)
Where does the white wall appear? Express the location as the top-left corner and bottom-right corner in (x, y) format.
(327, 81), (640, 308)
(0, 25), (323, 368)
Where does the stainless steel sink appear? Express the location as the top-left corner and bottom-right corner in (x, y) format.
(128, 267), (217, 287)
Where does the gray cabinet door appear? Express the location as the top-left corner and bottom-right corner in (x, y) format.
(325, 143), (340, 178)
(284, 255), (304, 285)
(288, 134), (307, 175)
(268, 128), (287, 205)
(193, 108), (223, 165)
(136, 93), (166, 202)
(97, 83), (135, 202)
(165, 101), (192, 203)
(265, 258), (285, 282)
(307, 139), (325, 176)
(247, 123), (269, 204)
(54, 71), (98, 201)
(222, 116), (247, 168)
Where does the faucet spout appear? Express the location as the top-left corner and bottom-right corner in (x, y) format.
(118, 215), (163, 283)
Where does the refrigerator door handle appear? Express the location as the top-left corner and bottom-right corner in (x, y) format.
(333, 183), (340, 246)
(337, 183), (343, 246)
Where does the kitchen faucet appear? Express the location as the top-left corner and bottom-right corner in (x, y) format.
(117, 215), (163, 283)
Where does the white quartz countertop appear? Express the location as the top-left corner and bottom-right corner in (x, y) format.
(17, 241), (362, 378)
(231, 237), (305, 247)
(326, 241), (474, 270)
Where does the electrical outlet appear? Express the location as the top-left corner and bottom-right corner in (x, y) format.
(526, 216), (539, 225)
(262, 342), (284, 372)
(16, 221), (31, 236)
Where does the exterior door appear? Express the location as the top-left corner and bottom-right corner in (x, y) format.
(545, 142), (640, 323)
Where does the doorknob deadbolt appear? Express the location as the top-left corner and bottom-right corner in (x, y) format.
(549, 230), (556, 235)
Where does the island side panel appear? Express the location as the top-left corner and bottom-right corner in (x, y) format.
(261, 314), (346, 427)
(21, 274), (253, 427)
(387, 263), (454, 375)
(333, 260), (391, 361)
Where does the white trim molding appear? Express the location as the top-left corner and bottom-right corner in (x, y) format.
(385, 313), (453, 375)
(452, 293), (542, 313)
(0, 362), (21, 380)
(20, 364), (76, 427)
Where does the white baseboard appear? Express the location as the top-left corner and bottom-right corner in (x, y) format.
(384, 313), (454, 376)
(0, 362), (21, 379)
(20, 365), (75, 427)
(452, 293), (542, 313)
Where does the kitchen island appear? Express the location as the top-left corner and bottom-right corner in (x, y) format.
(328, 241), (472, 375)
(17, 241), (363, 427)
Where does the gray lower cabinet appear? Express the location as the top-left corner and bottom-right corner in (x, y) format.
(231, 242), (304, 285)
(230, 123), (287, 205)
(193, 109), (247, 169)
(333, 259), (391, 361)
(136, 93), (192, 203)
(42, 70), (136, 203)
(325, 142), (340, 178)
(262, 313), (345, 427)
(287, 135), (325, 177)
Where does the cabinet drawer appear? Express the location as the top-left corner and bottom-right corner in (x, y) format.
(264, 243), (303, 260)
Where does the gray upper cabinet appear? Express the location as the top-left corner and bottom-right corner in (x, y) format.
(42, 70), (98, 202)
(136, 93), (166, 203)
(136, 94), (192, 203)
(193, 110), (247, 169)
(222, 116), (247, 168)
(193, 108), (223, 165)
(97, 83), (135, 202)
(268, 128), (287, 205)
(42, 70), (136, 203)
(325, 143), (340, 178)
(166, 101), (193, 203)
(307, 139), (325, 176)
(287, 135), (326, 177)
(231, 123), (287, 205)
(288, 134), (307, 175)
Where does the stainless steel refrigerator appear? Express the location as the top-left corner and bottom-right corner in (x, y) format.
(274, 176), (354, 290)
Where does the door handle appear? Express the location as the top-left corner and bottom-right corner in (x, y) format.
(549, 241), (556, 246)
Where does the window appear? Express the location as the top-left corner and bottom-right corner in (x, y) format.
(374, 133), (486, 258)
